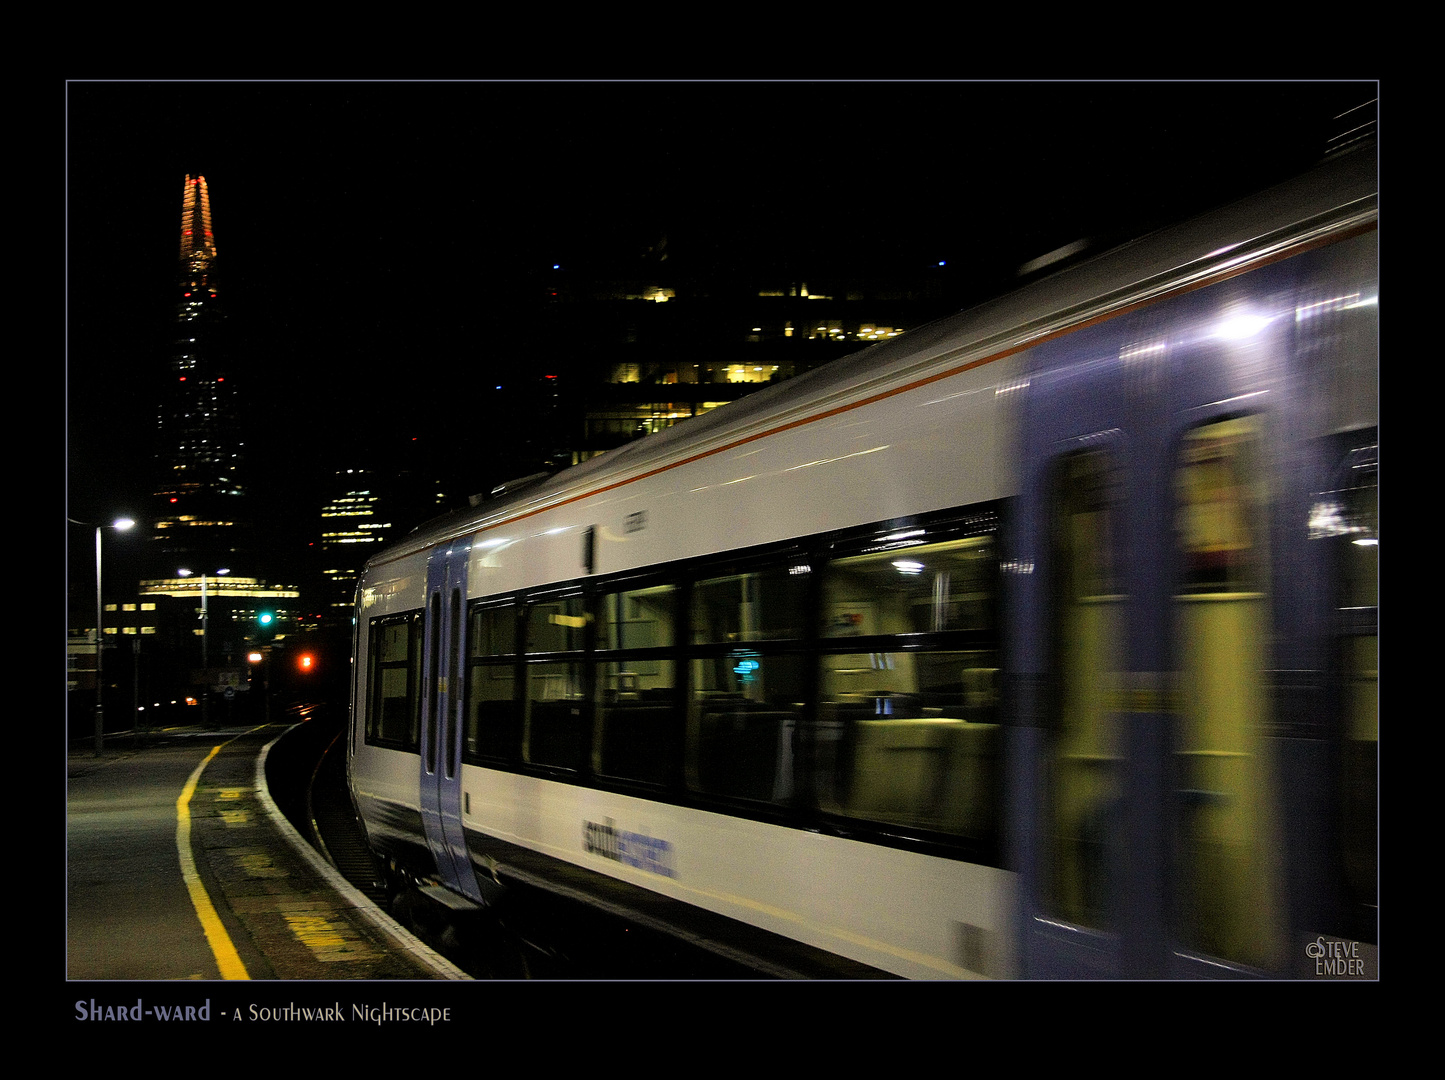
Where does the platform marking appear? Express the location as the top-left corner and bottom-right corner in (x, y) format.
(212, 787), (253, 826)
(235, 851), (288, 878)
(286, 914), (346, 950)
(177, 744), (251, 980)
(279, 899), (381, 962)
(281, 910), (378, 962)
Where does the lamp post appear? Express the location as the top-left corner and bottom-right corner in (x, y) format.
(70, 516), (135, 754)
(178, 567), (229, 728)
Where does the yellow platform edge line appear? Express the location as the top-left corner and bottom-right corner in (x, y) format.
(177, 743), (251, 980)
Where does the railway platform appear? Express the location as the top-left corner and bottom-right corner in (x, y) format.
(67, 721), (464, 982)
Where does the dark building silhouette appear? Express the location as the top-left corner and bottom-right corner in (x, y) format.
(525, 244), (963, 468)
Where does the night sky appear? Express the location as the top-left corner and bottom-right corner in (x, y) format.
(65, 80), (1374, 568)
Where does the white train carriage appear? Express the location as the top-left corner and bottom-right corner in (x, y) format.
(348, 144), (1377, 979)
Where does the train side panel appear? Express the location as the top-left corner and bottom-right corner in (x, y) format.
(462, 767), (1016, 979)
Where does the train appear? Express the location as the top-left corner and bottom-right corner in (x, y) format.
(346, 143), (1377, 979)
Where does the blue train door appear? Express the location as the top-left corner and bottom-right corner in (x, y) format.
(420, 539), (484, 904)
(1012, 318), (1161, 979)
(1156, 284), (1306, 976)
(1013, 270), (1318, 978)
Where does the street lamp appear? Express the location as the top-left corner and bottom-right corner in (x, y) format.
(178, 567), (229, 728)
(69, 516), (135, 754)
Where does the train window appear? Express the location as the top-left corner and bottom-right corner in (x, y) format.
(815, 648), (999, 839)
(693, 565), (810, 643)
(598, 583), (675, 651)
(465, 602), (521, 763)
(1172, 416), (1286, 970)
(595, 582), (678, 786)
(447, 588), (462, 778)
(1044, 448), (1123, 929)
(1320, 438), (1378, 614)
(685, 559), (810, 805)
(426, 594), (442, 774)
(446, 511), (1002, 855)
(524, 591), (590, 772)
(525, 660), (589, 771)
(1175, 418), (1265, 594)
(527, 594), (588, 653)
(814, 521), (1001, 847)
(595, 658), (676, 785)
(366, 612), (422, 752)
(471, 601), (519, 656)
(821, 536), (994, 637)
(687, 651), (807, 804)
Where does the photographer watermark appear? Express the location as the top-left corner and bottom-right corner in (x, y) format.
(1305, 935), (1375, 979)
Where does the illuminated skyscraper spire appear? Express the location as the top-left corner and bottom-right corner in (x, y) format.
(151, 174), (248, 570)
(179, 174), (218, 273)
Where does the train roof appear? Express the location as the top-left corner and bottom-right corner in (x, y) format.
(373, 146), (1377, 566)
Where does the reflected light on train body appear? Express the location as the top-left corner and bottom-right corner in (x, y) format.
(1211, 311), (1278, 341)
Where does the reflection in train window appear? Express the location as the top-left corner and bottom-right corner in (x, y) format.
(815, 527), (1001, 848)
(816, 649), (999, 840)
(693, 565), (810, 643)
(822, 536), (994, 637)
(685, 563), (810, 805)
(527, 594), (588, 652)
(471, 601), (519, 655)
(598, 583), (674, 651)
(367, 613), (422, 751)
(688, 652), (807, 804)
(1173, 416), (1285, 969)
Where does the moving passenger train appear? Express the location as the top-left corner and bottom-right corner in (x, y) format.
(347, 144), (1377, 979)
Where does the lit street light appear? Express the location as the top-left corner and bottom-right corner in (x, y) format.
(69, 516), (135, 754)
(178, 567), (229, 728)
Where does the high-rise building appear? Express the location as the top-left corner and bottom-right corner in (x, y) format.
(316, 468), (395, 614)
(151, 175), (248, 572)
